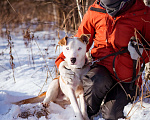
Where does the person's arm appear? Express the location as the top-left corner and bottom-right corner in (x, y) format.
(55, 8), (95, 68)
(142, 9), (150, 63)
(55, 52), (66, 68)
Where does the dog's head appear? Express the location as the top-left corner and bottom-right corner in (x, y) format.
(58, 34), (91, 68)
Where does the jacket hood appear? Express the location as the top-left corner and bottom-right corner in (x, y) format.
(99, 0), (146, 17)
(100, 0), (132, 16)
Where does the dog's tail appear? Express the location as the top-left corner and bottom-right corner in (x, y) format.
(12, 92), (46, 105)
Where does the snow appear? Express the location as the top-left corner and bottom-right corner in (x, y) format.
(0, 28), (150, 120)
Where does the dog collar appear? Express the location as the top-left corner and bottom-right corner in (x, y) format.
(76, 58), (88, 69)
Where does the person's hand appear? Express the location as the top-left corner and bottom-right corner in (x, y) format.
(128, 41), (143, 60)
(59, 61), (75, 84)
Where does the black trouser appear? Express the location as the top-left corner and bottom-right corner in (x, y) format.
(82, 65), (136, 120)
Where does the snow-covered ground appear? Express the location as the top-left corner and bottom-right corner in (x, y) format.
(0, 28), (150, 120)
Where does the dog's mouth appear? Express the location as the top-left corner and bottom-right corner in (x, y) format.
(70, 63), (76, 65)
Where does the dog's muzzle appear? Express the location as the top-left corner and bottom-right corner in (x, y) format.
(71, 58), (76, 64)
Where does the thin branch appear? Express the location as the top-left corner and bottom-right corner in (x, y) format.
(34, 39), (53, 80)
(76, 0), (83, 22)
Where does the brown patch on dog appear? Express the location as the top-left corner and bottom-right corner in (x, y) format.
(53, 76), (60, 80)
(58, 34), (91, 46)
(78, 34), (91, 45)
(58, 36), (68, 46)
(75, 85), (84, 98)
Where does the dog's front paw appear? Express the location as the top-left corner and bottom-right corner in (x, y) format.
(41, 102), (49, 108)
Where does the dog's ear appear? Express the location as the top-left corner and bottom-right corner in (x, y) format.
(58, 36), (68, 46)
(79, 34), (91, 44)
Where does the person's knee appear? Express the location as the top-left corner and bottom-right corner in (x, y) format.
(93, 66), (113, 85)
(91, 73), (114, 98)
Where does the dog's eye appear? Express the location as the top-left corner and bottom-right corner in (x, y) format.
(66, 47), (69, 50)
(78, 47), (82, 51)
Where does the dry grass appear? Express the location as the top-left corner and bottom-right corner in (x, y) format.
(0, 0), (95, 34)
(6, 30), (16, 83)
(1, 0), (150, 119)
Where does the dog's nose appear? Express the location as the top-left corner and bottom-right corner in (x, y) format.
(70, 58), (76, 63)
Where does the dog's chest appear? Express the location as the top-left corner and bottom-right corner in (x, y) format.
(72, 65), (90, 80)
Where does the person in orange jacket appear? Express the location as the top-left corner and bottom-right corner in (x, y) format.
(55, 0), (150, 119)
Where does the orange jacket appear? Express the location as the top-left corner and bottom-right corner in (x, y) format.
(55, 0), (150, 86)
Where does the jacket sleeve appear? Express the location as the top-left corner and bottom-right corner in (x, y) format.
(142, 7), (150, 64)
(55, 52), (65, 68)
(55, 7), (95, 68)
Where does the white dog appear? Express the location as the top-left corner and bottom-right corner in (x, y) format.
(14, 34), (91, 120)
(42, 34), (90, 120)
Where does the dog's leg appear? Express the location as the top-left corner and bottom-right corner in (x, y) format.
(79, 93), (90, 120)
(42, 79), (59, 107)
(67, 87), (84, 120)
